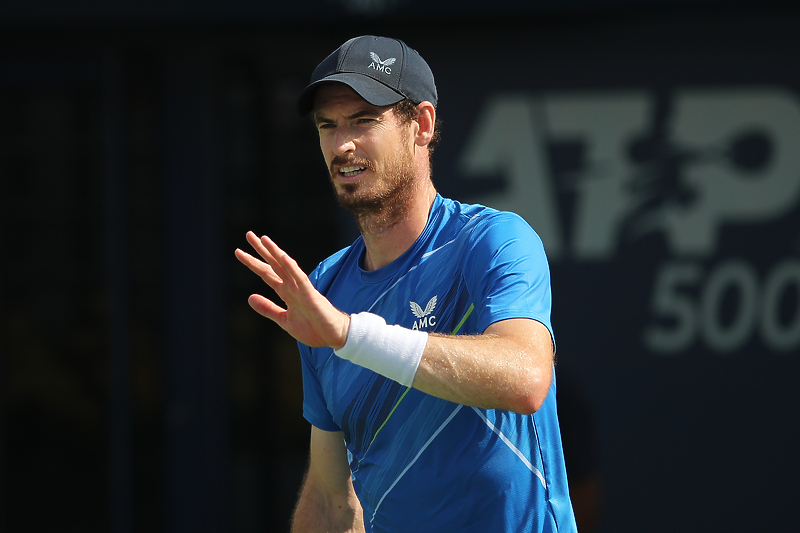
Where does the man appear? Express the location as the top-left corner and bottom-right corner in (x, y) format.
(236, 35), (577, 533)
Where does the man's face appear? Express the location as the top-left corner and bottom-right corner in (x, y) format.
(312, 84), (416, 216)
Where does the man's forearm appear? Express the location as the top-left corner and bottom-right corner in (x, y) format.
(291, 477), (364, 533)
(411, 318), (554, 414)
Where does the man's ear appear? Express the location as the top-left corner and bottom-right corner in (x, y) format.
(414, 101), (436, 147)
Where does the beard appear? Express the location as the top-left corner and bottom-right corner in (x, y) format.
(329, 143), (417, 233)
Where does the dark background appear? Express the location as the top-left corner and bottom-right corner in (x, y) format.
(1, 1), (799, 532)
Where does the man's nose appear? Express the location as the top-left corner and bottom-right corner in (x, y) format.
(333, 126), (356, 155)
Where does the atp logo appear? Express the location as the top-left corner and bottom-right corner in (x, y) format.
(459, 86), (800, 355)
(369, 52), (396, 75)
(410, 295), (437, 330)
(459, 87), (800, 261)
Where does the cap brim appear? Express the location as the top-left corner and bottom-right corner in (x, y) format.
(296, 72), (405, 116)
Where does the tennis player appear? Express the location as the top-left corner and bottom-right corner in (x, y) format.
(236, 35), (577, 533)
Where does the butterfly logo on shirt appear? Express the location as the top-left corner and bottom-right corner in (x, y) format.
(410, 296), (437, 330)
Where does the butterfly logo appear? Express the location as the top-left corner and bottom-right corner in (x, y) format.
(370, 52), (397, 67)
(410, 296), (437, 318)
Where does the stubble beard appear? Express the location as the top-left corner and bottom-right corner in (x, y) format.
(330, 144), (418, 235)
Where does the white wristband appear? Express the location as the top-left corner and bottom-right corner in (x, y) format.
(334, 312), (428, 387)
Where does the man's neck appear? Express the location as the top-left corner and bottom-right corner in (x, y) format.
(360, 181), (437, 271)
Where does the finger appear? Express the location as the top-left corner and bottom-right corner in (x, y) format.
(247, 294), (286, 322)
(246, 231), (275, 263)
(258, 236), (332, 310)
(245, 230), (264, 250)
(235, 248), (283, 287)
(259, 235), (298, 289)
(250, 233), (290, 282)
(245, 231), (278, 267)
(235, 246), (261, 268)
(235, 247), (271, 277)
(273, 243), (316, 296)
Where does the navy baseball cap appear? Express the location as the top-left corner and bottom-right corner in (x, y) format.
(296, 35), (438, 116)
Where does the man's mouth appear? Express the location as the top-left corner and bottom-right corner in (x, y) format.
(339, 165), (367, 177)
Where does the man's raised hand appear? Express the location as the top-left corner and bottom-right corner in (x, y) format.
(235, 231), (350, 349)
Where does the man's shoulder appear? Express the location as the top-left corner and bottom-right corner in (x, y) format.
(440, 195), (528, 224)
(439, 196), (536, 242)
(317, 245), (352, 270)
(308, 241), (360, 291)
(439, 195), (493, 219)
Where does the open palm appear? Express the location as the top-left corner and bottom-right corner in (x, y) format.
(235, 231), (349, 349)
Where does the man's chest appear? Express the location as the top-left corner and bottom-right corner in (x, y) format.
(326, 254), (475, 336)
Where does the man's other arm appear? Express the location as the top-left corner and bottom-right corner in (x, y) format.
(292, 427), (364, 533)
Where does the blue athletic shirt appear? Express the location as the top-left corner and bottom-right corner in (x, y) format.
(299, 194), (577, 533)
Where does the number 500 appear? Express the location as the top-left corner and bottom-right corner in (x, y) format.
(644, 259), (800, 354)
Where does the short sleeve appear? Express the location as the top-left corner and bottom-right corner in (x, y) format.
(299, 341), (341, 431)
(462, 212), (555, 346)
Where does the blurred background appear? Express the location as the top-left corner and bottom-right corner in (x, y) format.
(1, 1), (799, 532)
